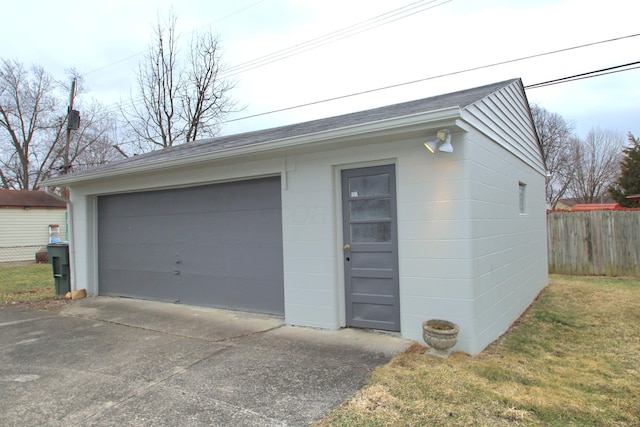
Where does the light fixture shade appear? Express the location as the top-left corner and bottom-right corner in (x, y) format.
(438, 134), (453, 152)
(424, 129), (452, 154)
(424, 139), (439, 153)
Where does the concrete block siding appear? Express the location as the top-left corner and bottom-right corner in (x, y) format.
(464, 132), (547, 352)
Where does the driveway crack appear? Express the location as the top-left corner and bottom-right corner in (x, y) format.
(62, 312), (285, 344)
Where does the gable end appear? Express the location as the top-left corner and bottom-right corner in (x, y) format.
(461, 80), (544, 175)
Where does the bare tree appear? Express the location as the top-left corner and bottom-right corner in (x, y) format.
(530, 104), (575, 208)
(183, 30), (236, 142)
(0, 61), (122, 189)
(568, 128), (624, 203)
(0, 59), (61, 190)
(123, 13), (236, 152)
(124, 13), (181, 150)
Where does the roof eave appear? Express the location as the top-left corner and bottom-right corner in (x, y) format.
(44, 106), (462, 187)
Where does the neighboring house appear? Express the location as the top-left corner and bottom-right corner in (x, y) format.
(553, 200), (573, 211)
(571, 203), (620, 211)
(0, 190), (67, 263)
(556, 196), (617, 211)
(45, 79), (548, 355)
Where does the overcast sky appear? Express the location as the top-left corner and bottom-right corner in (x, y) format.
(2, 0), (638, 140)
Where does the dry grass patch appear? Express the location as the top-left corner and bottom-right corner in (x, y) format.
(0, 263), (59, 305)
(318, 275), (640, 426)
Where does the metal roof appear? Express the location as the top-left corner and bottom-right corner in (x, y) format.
(46, 79), (520, 185)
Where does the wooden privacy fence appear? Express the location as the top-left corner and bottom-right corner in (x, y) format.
(547, 210), (640, 276)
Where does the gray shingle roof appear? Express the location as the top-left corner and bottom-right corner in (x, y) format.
(49, 79), (519, 184)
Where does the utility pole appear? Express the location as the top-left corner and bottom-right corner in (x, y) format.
(63, 78), (79, 174)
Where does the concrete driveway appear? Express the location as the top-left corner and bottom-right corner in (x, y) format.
(0, 297), (411, 426)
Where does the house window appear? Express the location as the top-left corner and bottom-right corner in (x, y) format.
(519, 182), (526, 214)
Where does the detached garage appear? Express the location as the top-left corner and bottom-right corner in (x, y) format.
(45, 79), (548, 355)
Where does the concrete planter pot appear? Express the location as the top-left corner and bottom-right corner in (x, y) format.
(422, 319), (459, 351)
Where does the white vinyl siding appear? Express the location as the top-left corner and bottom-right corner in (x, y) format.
(462, 81), (545, 175)
(0, 208), (67, 262)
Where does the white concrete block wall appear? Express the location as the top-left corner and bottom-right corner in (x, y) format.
(281, 156), (339, 329)
(394, 133), (477, 352)
(279, 134), (492, 353)
(67, 193), (97, 294)
(463, 131), (548, 354)
(280, 142), (410, 329)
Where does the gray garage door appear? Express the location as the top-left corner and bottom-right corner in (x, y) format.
(97, 177), (284, 315)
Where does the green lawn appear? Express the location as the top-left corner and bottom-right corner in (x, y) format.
(0, 263), (56, 304)
(319, 275), (640, 426)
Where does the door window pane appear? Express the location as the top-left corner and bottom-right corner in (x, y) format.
(351, 222), (391, 242)
(350, 198), (391, 220)
(349, 174), (389, 197)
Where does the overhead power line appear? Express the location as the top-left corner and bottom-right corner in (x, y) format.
(115, 41), (640, 148)
(101, 0), (452, 115)
(113, 60), (639, 149)
(524, 61), (640, 89)
(223, 33), (640, 124)
(220, 0), (451, 78)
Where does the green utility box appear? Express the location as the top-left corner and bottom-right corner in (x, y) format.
(47, 243), (71, 296)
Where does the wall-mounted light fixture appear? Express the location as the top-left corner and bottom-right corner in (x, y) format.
(424, 129), (453, 153)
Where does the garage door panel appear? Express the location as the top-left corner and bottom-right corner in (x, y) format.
(101, 267), (284, 312)
(174, 209), (282, 244)
(175, 242), (284, 277)
(100, 241), (284, 278)
(99, 243), (177, 271)
(101, 180), (281, 219)
(102, 209), (282, 245)
(100, 217), (170, 244)
(99, 269), (178, 300)
(98, 177), (284, 315)
(178, 275), (283, 314)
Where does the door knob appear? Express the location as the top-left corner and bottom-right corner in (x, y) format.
(343, 244), (351, 251)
